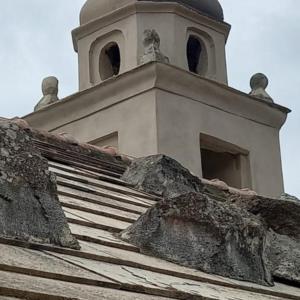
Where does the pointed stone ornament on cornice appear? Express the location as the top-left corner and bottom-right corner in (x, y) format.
(34, 76), (59, 112)
(249, 73), (274, 103)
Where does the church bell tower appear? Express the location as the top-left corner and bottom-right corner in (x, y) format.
(24, 0), (290, 198)
(74, 0), (229, 90)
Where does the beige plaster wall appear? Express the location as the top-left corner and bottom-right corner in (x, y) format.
(25, 63), (287, 198)
(47, 90), (158, 157)
(155, 89), (284, 197)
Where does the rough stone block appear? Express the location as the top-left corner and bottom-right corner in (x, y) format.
(266, 231), (300, 285)
(0, 119), (79, 249)
(231, 194), (300, 285)
(121, 192), (273, 286)
(231, 195), (300, 240)
(121, 155), (203, 198)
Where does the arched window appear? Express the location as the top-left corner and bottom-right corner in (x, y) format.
(186, 35), (207, 75)
(99, 42), (121, 80)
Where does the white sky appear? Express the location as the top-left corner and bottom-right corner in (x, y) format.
(0, 0), (299, 197)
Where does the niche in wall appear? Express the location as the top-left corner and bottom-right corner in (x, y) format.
(200, 133), (252, 189)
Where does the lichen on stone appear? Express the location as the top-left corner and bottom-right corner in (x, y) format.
(0, 119), (79, 249)
(121, 154), (300, 286)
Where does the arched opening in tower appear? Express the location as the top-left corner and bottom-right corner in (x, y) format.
(187, 36), (202, 74)
(99, 43), (121, 80)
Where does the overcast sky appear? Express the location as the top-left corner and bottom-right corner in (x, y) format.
(0, 0), (299, 197)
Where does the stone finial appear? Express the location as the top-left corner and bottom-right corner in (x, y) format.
(249, 73), (273, 103)
(34, 76), (59, 112)
(140, 29), (169, 64)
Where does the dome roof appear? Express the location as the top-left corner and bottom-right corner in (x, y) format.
(80, 0), (224, 25)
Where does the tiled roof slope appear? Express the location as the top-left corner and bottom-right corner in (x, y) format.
(0, 132), (299, 299)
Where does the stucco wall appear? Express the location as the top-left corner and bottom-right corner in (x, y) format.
(48, 91), (158, 158)
(155, 89), (284, 197)
(25, 63), (288, 198)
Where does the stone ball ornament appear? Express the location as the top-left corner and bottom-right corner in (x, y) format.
(250, 73), (269, 91)
(249, 73), (273, 103)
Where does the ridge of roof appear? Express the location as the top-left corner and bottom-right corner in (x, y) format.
(9, 117), (131, 166)
(6, 117), (261, 198)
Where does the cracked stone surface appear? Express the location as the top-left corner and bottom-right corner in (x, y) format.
(121, 192), (272, 286)
(121, 154), (300, 286)
(0, 119), (79, 249)
(230, 195), (300, 239)
(266, 230), (300, 285)
(230, 194), (300, 284)
(121, 155), (203, 198)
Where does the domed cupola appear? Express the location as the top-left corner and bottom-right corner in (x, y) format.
(74, 0), (230, 90)
(80, 0), (224, 25)
(80, 0), (134, 25)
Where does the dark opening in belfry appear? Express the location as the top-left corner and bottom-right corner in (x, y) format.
(100, 43), (121, 80)
(187, 36), (202, 73)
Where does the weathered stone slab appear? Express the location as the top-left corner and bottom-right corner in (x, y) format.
(76, 237), (300, 299)
(51, 165), (153, 199)
(69, 223), (139, 251)
(0, 270), (173, 300)
(58, 185), (147, 214)
(0, 243), (112, 284)
(49, 251), (282, 300)
(0, 120), (79, 249)
(64, 207), (131, 231)
(59, 194), (139, 223)
(266, 231), (300, 285)
(121, 192), (272, 286)
(122, 155), (203, 198)
(230, 194), (300, 285)
(231, 196), (300, 239)
(57, 175), (154, 207)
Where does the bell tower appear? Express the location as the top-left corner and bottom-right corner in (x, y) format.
(73, 0), (230, 90)
(25, 0), (290, 198)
